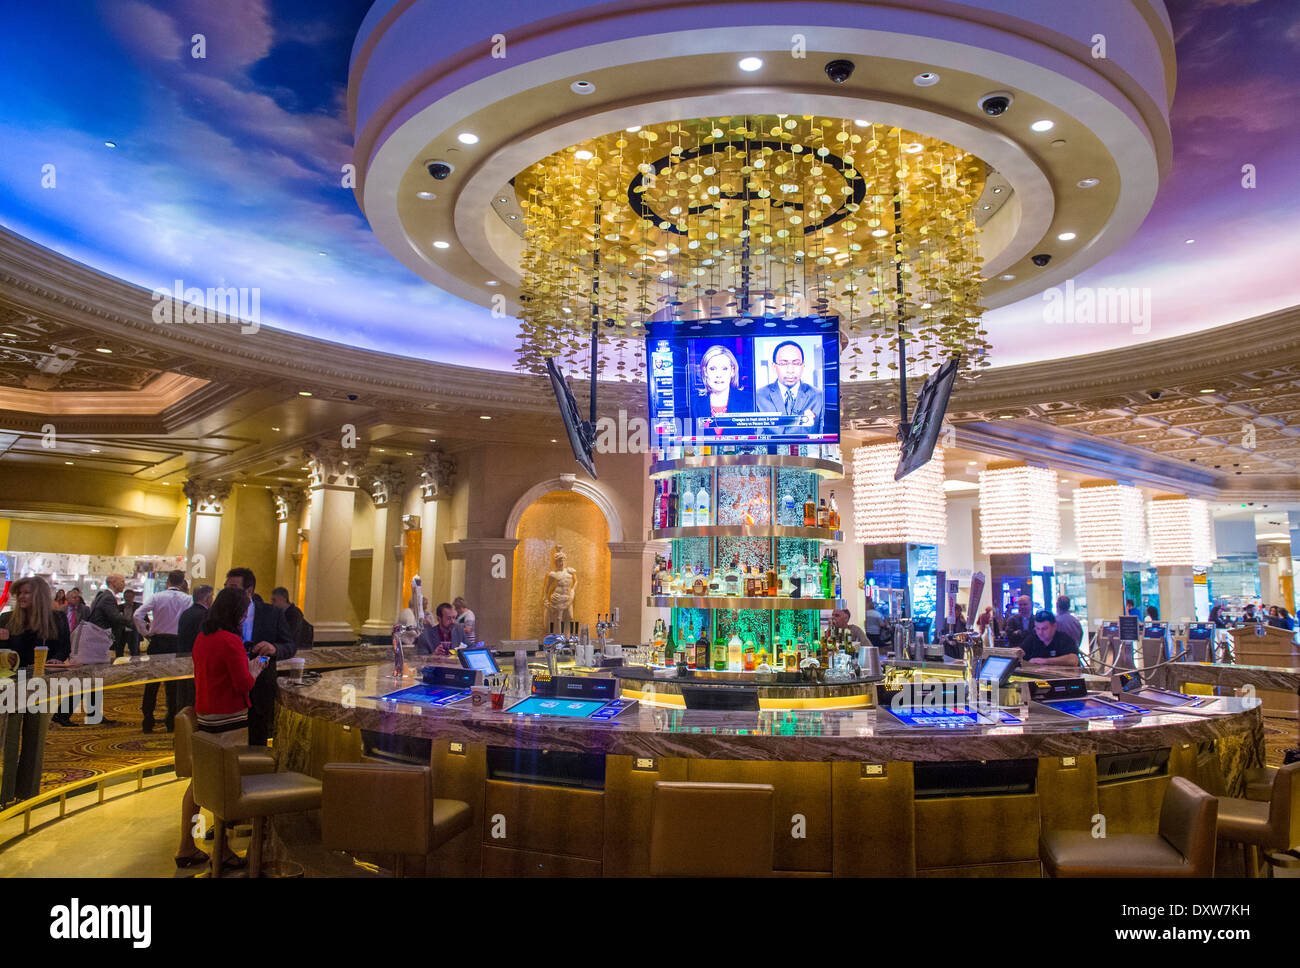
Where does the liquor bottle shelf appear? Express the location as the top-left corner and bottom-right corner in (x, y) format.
(649, 525), (843, 541)
(646, 596), (840, 610)
(649, 454), (843, 479)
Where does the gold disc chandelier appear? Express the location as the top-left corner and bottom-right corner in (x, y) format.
(512, 115), (989, 383)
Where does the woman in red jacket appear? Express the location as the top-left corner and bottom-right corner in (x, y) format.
(176, 586), (260, 869)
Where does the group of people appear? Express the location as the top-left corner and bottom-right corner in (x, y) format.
(1210, 601), (1295, 630)
(401, 595), (476, 655)
(0, 567), (310, 812)
(976, 594), (1084, 668)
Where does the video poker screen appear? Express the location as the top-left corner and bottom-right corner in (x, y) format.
(646, 316), (840, 447)
(888, 707), (982, 728)
(1046, 698), (1137, 720)
(506, 697), (609, 718)
(375, 684), (468, 707)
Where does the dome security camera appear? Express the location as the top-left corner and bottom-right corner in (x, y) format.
(425, 159), (455, 180)
(1146, 389), (1163, 401)
(1031, 253), (1051, 267)
(825, 59), (855, 84)
(978, 92), (1014, 116)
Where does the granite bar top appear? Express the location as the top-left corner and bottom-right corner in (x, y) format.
(1154, 662), (1300, 694)
(8, 643), (394, 694)
(276, 663), (1263, 763)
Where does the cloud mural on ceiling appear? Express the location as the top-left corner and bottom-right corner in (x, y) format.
(1, 0), (1298, 372)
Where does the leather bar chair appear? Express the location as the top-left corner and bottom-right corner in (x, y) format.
(191, 731), (321, 878)
(320, 762), (471, 877)
(1216, 761), (1300, 877)
(1244, 766), (1279, 802)
(1040, 777), (1217, 877)
(173, 707), (275, 780)
(650, 781), (775, 877)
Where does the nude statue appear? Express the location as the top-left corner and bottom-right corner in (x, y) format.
(541, 546), (578, 630)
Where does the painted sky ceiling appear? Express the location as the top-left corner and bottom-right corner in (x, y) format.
(1, 0), (1298, 374)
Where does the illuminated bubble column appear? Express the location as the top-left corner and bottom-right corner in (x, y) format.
(851, 440), (946, 545)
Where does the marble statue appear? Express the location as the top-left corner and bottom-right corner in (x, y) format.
(541, 546), (578, 630)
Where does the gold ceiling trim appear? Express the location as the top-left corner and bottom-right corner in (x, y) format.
(0, 372), (209, 416)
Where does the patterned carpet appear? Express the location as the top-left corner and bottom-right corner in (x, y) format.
(9, 687), (1299, 798)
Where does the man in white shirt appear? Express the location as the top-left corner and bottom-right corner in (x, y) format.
(134, 570), (193, 733)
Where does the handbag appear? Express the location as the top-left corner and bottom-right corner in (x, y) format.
(71, 619), (113, 664)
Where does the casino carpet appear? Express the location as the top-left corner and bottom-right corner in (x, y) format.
(35, 685), (177, 794)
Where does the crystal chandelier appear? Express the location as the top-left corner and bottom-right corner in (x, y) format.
(1148, 496), (1216, 567)
(853, 440), (946, 544)
(979, 464), (1060, 555)
(1072, 482), (1147, 561)
(512, 115), (989, 381)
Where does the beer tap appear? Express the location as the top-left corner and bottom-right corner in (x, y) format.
(596, 611), (619, 659)
(390, 623), (419, 680)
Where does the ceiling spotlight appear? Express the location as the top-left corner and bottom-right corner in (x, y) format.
(854, 119), (869, 127)
(416, 191), (437, 200)
(1057, 232), (1077, 241)
(1199, 388), (1216, 393)
(570, 80), (596, 94)
(1184, 238), (1195, 244)
(992, 186), (1002, 194)
(625, 126), (642, 133)
(551, 439), (557, 444)
(738, 57), (763, 72)
(913, 72), (940, 87)
(65, 460), (74, 465)
(479, 415), (492, 420)
(485, 280), (500, 286)
(574, 150), (594, 160)
(496, 196), (508, 204)
(508, 214), (518, 220)
(95, 347), (112, 354)
(429, 438), (437, 443)
(1076, 177), (1100, 188)
(1030, 119), (1055, 132)
(457, 132), (479, 145)
(982, 204), (991, 210)
(997, 414), (1014, 419)
(432, 240), (450, 249)
(1000, 274), (1015, 280)
(272, 426), (280, 431)
(298, 391), (312, 397)
(90, 448), (100, 453)
(104, 141), (117, 148)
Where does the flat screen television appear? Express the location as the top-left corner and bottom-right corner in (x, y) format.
(895, 355), (960, 481)
(544, 356), (597, 479)
(645, 316), (839, 448)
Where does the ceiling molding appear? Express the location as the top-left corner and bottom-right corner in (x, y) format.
(0, 372), (208, 416)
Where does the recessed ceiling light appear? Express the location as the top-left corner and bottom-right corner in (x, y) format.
(913, 72), (940, 87)
(90, 448), (100, 453)
(298, 391), (312, 397)
(992, 186), (1002, 194)
(1184, 238), (1195, 244)
(95, 347), (112, 354)
(982, 204), (991, 210)
(625, 126), (642, 133)
(1136, 434), (1147, 438)
(967, 460), (977, 465)
(416, 191), (437, 200)
(496, 196), (508, 204)
(508, 214), (518, 220)
(1000, 273), (1015, 280)
(1057, 232), (1077, 241)
(738, 57), (763, 72)
(998, 414), (1014, 419)
(104, 141), (117, 148)
(485, 280), (500, 286)
(272, 426), (280, 431)
(64, 461), (74, 465)
(457, 132), (479, 145)
(1076, 177), (1100, 188)
(1199, 388), (1216, 393)
(432, 240), (450, 249)
(1030, 119), (1055, 132)
(429, 438), (437, 442)
(480, 415), (491, 420)
(854, 119), (869, 127)
(570, 80), (595, 94)
(574, 149), (594, 160)
(376, 448), (385, 453)
(551, 439), (557, 444)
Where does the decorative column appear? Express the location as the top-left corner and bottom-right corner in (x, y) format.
(273, 486), (307, 594)
(1073, 480), (1145, 628)
(302, 440), (359, 644)
(360, 464), (408, 640)
(443, 538), (518, 646)
(609, 540), (666, 646)
(417, 450), (456, 607)
(183, 478), (232, 584)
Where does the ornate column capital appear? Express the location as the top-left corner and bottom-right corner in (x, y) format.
(361, 463), (409, 507)
(303, 439), (359, 488)
(183, 477), (233, 513)
(273, 485), (307, 523)
(418, 449), (456, 501)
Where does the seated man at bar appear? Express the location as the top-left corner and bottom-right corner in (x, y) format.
(1015, 610), (1081, 668)
(830, 608), (865, 648)
(416, 602), (466, 656)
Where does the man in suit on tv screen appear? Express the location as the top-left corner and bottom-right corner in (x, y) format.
(754, 340), (823, 432)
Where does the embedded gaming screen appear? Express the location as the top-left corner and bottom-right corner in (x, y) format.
(645, 316), (840, 447)
(506, 697), (609, 718)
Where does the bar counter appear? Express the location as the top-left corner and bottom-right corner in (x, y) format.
(272, 664), (1266, 877)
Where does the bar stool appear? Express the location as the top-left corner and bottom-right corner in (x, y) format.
(649, 781), (774, 877)
(1216, 761), (1300, 877)
(191, 731), (321, 878)
(1040, 777), (1217, 877)
(173, 707), (275, 780)
(320, 762), (471, 877)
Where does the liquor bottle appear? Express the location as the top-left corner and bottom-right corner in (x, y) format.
(757, 634), (768, 667)
(707, 567), (720, 596)
(816, 499), (829, 529)
(665, 622), (676, 664)
(742, 636), (756, 672)
(683, 486), (695, 529)
(778, 565), (789, 597)
(803, 497), (816, 528)
(744, 567), (757, 598)
(692, 568), (706, 597)
(829, 493), (840, 531)
(765, 561), (778, 597)
(832, 551), (842, 600)
(668, 478), (679, 528)
(725, 557), (740, 597)
(728, 633), (743, 672)
(716, 633), (731, 671)
(695, 485), (710, 527)
(695, 623), (710, 670)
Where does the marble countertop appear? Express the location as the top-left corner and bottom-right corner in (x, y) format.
(1154, 662), (1300, 693)
(276, 662), (1264, 762)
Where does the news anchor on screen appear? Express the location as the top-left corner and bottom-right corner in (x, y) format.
(692, 345), (746, 432)
(755, 340), (823, 431)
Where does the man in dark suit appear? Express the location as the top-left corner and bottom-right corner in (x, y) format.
(224, 568), (295, 746)
(271, 586), (312, 652)
(175, 584), (212, 714)
(754, 340), (823, 432)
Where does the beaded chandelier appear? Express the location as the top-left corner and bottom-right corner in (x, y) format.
(512, 115), (989, 382)
(979, 464), (1060, 556)
(853, 440), (947, 545)
(1147, 496), (1216, 568)
(1072, 483), (1147, 561)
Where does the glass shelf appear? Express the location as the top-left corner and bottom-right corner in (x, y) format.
(647, 595), (839, 610)
(650, 525), (842, 541)
(650, 454), (843, 479)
